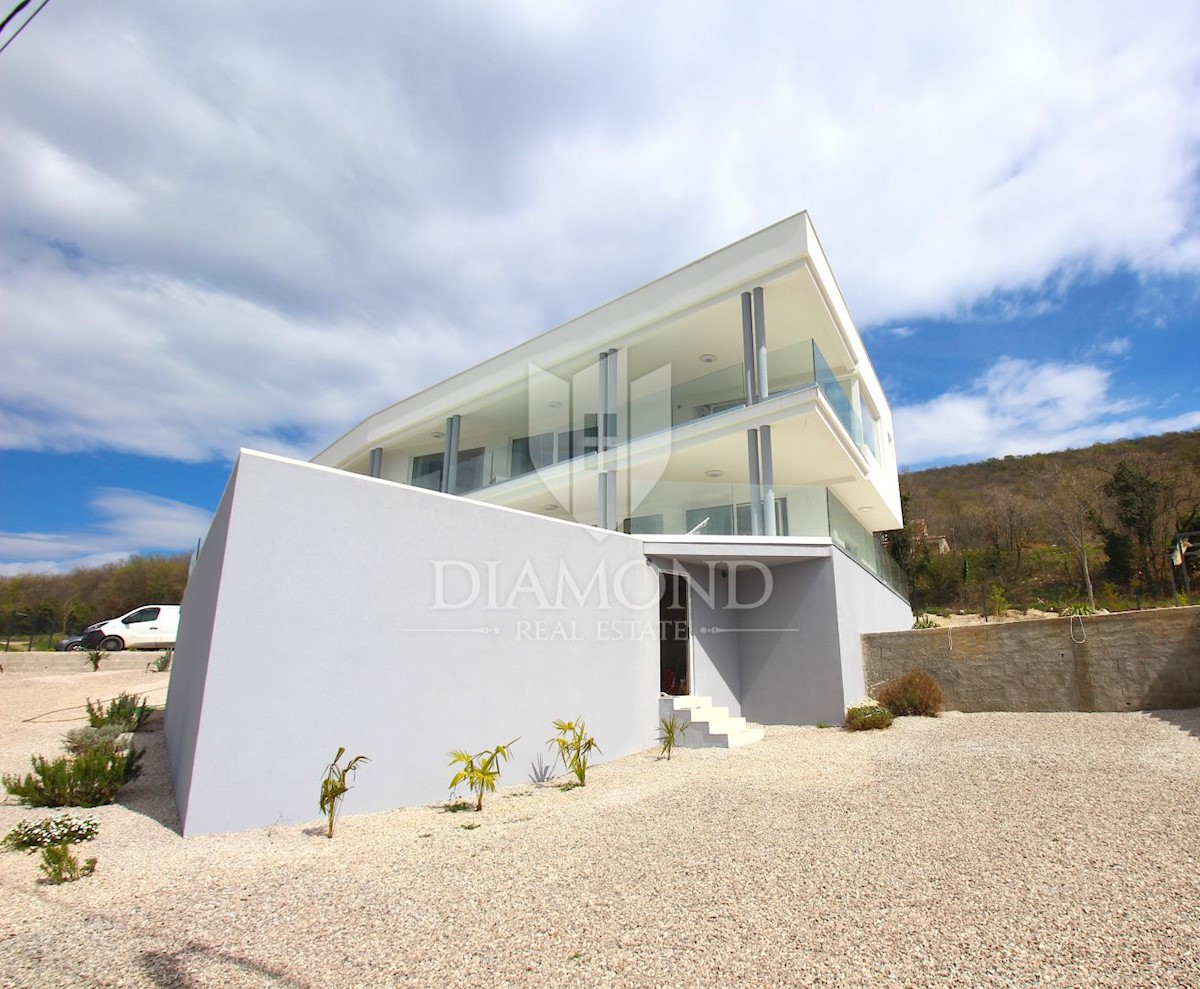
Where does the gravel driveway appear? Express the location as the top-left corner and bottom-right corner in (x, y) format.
(1, 670), (1198, 988)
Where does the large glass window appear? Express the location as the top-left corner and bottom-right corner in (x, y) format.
(623, 513), (665, 534)
(411, 453), (443, 491)
(510, 416), (597, 477)
(454, 447), (485, 493)
(684, 500), (788, 536)
(686, 504), (735, 536)
(412, 448), (485, 494)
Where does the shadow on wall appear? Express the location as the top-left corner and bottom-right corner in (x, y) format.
(1141, 613), (1200, 714)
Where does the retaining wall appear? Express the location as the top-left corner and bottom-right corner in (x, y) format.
(862, 607), (1200, 712)
(0, 652), (167, 674)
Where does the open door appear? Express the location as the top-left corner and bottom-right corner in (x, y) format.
(659, 572), (690, 695)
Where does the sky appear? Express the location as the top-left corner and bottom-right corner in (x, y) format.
(1, 1), (1199, 574)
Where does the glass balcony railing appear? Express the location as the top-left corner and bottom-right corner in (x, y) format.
(399, 338), (883, 500)
(825, 491), (908, 596)
(621, 481), (832, 539)
(624, 481), (907, 599)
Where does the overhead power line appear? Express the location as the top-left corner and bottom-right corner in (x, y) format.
(0, 0), (52, 56)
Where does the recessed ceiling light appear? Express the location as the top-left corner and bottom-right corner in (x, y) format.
(705, 469), (724, 478)
(547, 400), (563, 409)
(542, 504), (558, 512)
(431, 431), (445, 438)
(699, 354), (717, 363)
(859, 505), (873, 512)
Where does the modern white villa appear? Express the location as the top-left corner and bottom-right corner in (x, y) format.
(165, 212), (913, 835)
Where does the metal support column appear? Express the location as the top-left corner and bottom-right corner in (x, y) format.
(605, 347), (618, 450)
(747, 428), (763, 536)
(606, 470), (618, 531)
(441, 414), (460, 494)
(606, 348), (619, 529)
(368, 447), (383, 478)
(741, 291), (757, 406)
(597, 350), (616, 529)
(597, 351), (610, 454)
(753, 286), (768, 401)
(760, 425), (776, 536)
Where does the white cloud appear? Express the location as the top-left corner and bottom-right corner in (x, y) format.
(1097, 337), (1133, 357)
(0, 0), (1198, 463)
(895, 357), (1200, 466)
(0, 488), (211, 574)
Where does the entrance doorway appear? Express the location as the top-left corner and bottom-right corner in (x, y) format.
(659, 572), (691, 695)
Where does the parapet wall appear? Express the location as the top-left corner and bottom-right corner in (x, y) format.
(0, 652), (163, 673)
(862, 607), (1200, 713)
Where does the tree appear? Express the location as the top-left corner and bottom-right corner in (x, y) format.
(1043, 466), (1100, 610)
(1102, 461), (1168, 593)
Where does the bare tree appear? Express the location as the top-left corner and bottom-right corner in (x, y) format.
(1043, 465), (1101, 610)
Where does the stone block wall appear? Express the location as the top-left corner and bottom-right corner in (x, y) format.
(861, 607), (1200, 712)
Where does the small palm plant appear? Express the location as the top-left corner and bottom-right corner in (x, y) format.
(549, 718), (600, 787)
(448, 739), (518, 812)
(319, 747), (369, 838)
(657, 714), (689, 761)
(85, 650), (106, 672)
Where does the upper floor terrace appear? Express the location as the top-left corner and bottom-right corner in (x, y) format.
(314, 212), (902, 535)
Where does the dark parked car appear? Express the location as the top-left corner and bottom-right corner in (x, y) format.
(55, 636), (85, 652)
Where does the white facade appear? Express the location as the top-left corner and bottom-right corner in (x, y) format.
(166, 214), (913, 835)
(313, 212), (903, 550)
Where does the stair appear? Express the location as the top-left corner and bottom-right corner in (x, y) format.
(659, 695), (764, 749)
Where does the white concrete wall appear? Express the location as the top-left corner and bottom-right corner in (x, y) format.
(165, 461), (238, 827)
(830, 550), (914, 707)
(736, 559), (848, 725)
(166, 450), (659, 836)
(732, 553), (910, 725)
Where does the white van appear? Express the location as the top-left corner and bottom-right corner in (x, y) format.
(82, 604), (181, 652)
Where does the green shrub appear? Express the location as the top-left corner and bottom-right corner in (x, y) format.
(876, 670), (944, 717)
(39, 844), (96, 884)
(844, 705), (894, 731)
(1059, 602), (1097, 616)
(912, 614), (939, 629)
(989, 586), (1009, 618)
(2, 814), (99, 853)
(148, 650), (172, 672)
(448, 739), (517, 812)
(63, 725), (127, 757)
(3, 745), (143, 808)
(85, 650), (106, 672)
(86, 692), (148, 732)
(319, 747), (369, 838)
(549, 718), (600, 786)
(657, 714), (688, 761)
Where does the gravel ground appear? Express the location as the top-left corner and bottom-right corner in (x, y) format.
(1, 671), (1198, 988)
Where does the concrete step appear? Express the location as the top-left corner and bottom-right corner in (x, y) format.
(723, 727), (766, 747)
(658, 695), (765, 750)
(661, 694), (712, 712)
(687, 704), (730, 722)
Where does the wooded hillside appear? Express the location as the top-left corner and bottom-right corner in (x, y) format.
(0, 554), (190, 650)
(891, 430), (1200, 613)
